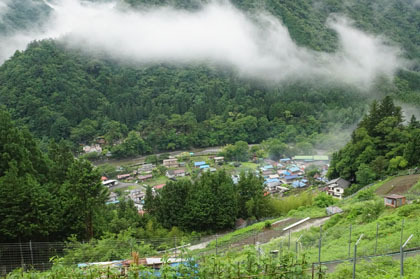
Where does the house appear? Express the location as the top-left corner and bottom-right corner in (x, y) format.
(128, 189), (145, 204)
(138, 174), (153, 181)
(107, 192), (118, 203)
(83, 144), (102, 153)
(284, 175), (299, 183)
(203, 167), (217, 173)
(199, 164), (210, 169)
(194, 161), (206, 168)
(384, 194), (406, 208)
(269, 174), (280, 179)
(117, 174), (131, 180)
(292, 181), (306, 188)
(214, 156), (224, 164)
(262, 169), (276, 176)
(293, 155), (329, 163)
(288, 166), (302, 175)
(102, 180), (118, 187)
(138, 164), (155, 172)
(280, 158), (291, 163)
(163, 158), (179, 168)
(265, 180), (282, 189)
(154, 184), (166, 190)
(326, 178), (351, 199)
(166, 169), (186, 179)
(268, 186), (289, 195)
(277, 170), (291, 177)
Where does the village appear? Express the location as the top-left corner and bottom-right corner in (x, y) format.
(97, 150), (351, 213)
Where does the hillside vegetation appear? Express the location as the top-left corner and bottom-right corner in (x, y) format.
(0, 0), (419, 156)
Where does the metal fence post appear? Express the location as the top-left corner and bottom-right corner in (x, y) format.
(348, 224), (352, 258)
(400, 219), (404, 247)
(296, 235), (302, 262)
(353, 234), (364, 279)
(29, 240), (34, 266)
(401, 234), (413, 277)
(375, 223), (379, 255)
(215, 234), (218, 255)
(318, 226), (322, 264)
(19, 241), (24, 269)
(288, 230), (291, 251)
(174, 236), (177, 257)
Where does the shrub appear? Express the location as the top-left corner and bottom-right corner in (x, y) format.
(314, 193), (335, 208)
(356, 188), (374, 201)
(264, 221), (272, 229)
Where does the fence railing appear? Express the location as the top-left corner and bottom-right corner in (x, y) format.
(1, 217), (419, 278)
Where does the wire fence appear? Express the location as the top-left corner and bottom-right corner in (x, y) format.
(1, 217), (420, 277)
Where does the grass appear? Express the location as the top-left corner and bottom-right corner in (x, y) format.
(262, 181), (420, 263)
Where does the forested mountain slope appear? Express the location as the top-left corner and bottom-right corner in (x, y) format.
(0, 0), (418, 154)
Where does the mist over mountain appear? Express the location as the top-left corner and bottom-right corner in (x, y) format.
(0, 0), (412, 87)
(0, 0), (418, 150)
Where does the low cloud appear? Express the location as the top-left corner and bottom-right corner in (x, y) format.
(0, 0), (407, 87)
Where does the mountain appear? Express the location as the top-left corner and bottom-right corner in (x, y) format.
(0, 0), (418, 155)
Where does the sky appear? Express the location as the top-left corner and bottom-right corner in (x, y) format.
(0, 0), (408, 88)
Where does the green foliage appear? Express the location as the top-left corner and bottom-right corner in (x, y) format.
(356, 188), (375, 202)
(221, 141), (250, 162)
(267, 191), (314, 216)
(329, 97), (420, 183)
(0, 110), (108, 242)
(0, 39), (369, 155)
(314, 193), (335, 208)
(145, 171), (269, 232)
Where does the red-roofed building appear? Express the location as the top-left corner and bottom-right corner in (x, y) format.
(101, 176), (108, 181)
(154, 184), (166, 190)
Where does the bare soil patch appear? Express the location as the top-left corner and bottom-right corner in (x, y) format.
(375, 175), (420, 196)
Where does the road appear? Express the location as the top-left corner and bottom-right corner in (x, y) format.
(93, 146), (225, 167)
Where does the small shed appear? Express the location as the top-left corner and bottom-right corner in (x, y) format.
(384, 194), (406, 208)
(326, 206), (343, 216)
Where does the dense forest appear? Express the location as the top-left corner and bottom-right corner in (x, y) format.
(0, 109), (308, 242)
(328, 97), (420, 190)
(0, 0), (419, 157)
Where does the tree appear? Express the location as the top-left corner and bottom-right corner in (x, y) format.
(143, 186), (157, 216)
(355, 164), (376, 185)
(264, 138), (288, 161)
(388, 156), (408, 174)
(222, 141), (249, 162)
(237, 172), (266, 219)
(60, 159), (108, 240)
(111, 131), (150, 158)
(157, 180), (192, 229)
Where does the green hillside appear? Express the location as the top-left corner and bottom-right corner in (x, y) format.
(0, 0), (419, 155)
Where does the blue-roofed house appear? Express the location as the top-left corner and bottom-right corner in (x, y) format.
(292, 181), (306, 188)
(280, 158), (291, 162)
(263, 165), (274, 169)
(199, 164), (210, 169)
(194, 161), (206, 168)
(284, 175), (299, 184)
(264, 178), (280, 184)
